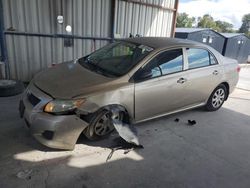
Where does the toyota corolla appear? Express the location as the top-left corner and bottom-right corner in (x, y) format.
(19, 37), (239, 150)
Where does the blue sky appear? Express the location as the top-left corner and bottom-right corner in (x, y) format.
(179, 0), (250, 29)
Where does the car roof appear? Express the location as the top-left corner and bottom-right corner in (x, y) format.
(122, 37), (201, 49)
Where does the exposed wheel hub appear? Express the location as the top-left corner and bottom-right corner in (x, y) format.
(94, 112), (121, 136)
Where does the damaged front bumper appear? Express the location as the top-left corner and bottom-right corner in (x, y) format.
(20, 83), (88, 150)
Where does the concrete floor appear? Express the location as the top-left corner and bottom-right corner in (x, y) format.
(0, 67), (250, 188)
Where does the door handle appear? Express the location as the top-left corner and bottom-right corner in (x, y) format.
(177, 77), (187, 84)
(213, 70), (219, 75)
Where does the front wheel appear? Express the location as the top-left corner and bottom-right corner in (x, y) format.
(84, 109), (123, 140)
(205, 84), (227, 111)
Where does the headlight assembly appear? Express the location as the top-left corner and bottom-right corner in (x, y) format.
(44, 99), (85, 114)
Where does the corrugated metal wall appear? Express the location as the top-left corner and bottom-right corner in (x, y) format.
(3, 0), (111, 81)
(1, 0), (177, 81)
(115, 0), (175, 38)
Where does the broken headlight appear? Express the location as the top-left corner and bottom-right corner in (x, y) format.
(44, 99), (85, 114)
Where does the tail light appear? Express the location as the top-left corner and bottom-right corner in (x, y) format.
(236, 66), (241, 73)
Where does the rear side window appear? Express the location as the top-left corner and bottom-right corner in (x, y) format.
(187, 48), (218, 69)
(187, 48), (210, 69)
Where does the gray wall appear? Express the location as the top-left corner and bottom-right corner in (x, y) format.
(188, 30), (225, 54)
(1, 0), (177, 81)
(224, 35), (250, 64)
(175, 29), (250, 63)
(3, 0), (111, 81)
(174, 32), (188, 39)
(175, 30), (225, 54)
(115, 0), (175, 38)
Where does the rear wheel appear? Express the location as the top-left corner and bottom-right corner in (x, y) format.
(205, 84), (227, 111)
(84, 109), (123, 140)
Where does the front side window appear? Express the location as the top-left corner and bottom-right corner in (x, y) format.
(157, 49), (183, 75)
(187, 48), (217, 69)
(133, 59), (161, 81)
(134, 49), (183, 82)
(78, 41), (153, 77)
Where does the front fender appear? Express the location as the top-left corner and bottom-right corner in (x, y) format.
(77, 84), (134, 121)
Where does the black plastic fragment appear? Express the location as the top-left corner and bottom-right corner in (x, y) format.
(106, 137), (144, 162)
(174, 118), (180, 122)
(188, 120), (196, 126)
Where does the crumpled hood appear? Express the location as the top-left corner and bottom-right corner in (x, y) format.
(34, 60), (112, 99)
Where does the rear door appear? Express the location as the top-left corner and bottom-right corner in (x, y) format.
(134, 48), (190, 122)
(184, 48), (223, 105)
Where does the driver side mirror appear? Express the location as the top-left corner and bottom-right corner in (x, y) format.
(133, 69), (153, 82)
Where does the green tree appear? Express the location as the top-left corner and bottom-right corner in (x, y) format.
(239, 13), (250, 37)
(197, 14), (235, 32)
(176, 13), (195, 28)
(177, 13), (236, 33)
(215, 21), (234, 33)
(197, 14), (218, 30)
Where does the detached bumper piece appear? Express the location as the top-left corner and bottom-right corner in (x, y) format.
(19, 83), (89, 150)
(28, 113), (89, 150)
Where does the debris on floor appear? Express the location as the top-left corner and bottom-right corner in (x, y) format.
(16, 169), (32, 180)
(188, 120), (196, 126)
(104, 108), (144, 162)
(174, 118), (180, 122)
(111, 108), (141, 146)
(174, 118), (197, 126)
(106, 137), (144, 162)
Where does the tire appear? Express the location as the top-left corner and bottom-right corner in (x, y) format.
(84, 109), (123, 140)
(205, 84), (227, 111)
(0, 80), (25, 97)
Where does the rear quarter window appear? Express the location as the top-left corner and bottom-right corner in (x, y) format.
(210, 53), (218, 65)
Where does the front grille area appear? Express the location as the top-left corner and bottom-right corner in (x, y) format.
(27, 92), (40, 106)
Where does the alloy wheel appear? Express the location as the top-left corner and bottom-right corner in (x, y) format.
(94, 111), (122, 136)
(211, 88), (225, 108)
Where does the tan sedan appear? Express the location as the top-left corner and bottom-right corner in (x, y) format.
(19, 37), (240, 150)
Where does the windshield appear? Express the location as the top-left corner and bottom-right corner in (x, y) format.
(78, 41), (154, 77)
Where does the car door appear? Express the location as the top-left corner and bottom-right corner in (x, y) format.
(133, 48), (190, 122)
(184, 48), (223, 105)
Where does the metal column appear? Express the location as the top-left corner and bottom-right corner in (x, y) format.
(0, 0), (9, 78)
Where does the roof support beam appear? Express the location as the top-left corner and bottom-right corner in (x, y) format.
(171, 0), (179, 37)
